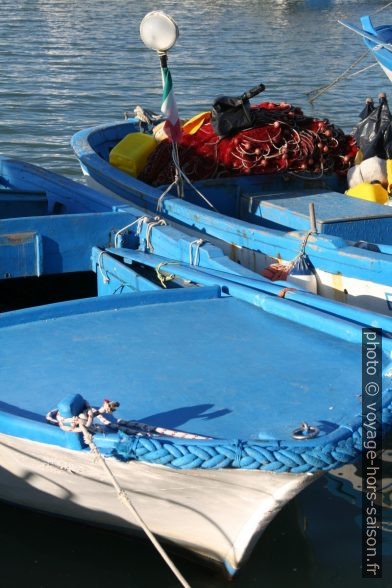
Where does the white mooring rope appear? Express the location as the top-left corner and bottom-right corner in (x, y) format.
(372, 1), (392, 14)
(188, 238), (204, 266)
(156, 141), (218, 213)
(78, 421), (191, 588)
(114, 216), (149, 248)
(306, 50), (370, 103)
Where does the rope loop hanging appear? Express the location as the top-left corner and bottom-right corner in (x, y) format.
(189, 239), (204, 266)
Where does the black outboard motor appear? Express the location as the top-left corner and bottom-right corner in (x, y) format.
(211, 83), (265, 137)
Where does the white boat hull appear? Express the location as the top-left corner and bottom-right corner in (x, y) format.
(380, 62), (392, 83)
(224, 241), (391, 315)
(0, 433), (315, 575)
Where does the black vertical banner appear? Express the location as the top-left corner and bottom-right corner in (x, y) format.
(362, 328), (383, 578)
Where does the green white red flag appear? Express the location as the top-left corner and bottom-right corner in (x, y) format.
(161, 66), (181, 142)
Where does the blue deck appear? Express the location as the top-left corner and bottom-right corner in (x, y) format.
(0, 288), (386, 444)
(243, 190), (392, 245)
(1, 155), (392, 471)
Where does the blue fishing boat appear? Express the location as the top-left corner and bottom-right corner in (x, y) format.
(70, 10), (392, 317)
(5, 285), (392, 576)
(1, 156), (392, 578)
(71, 120), (392, 316)
(0, 154), (267, 307)
(3, 155), (390, 325)
(339, 16), (392, 83)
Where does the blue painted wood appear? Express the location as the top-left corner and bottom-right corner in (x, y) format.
(0, 189), (47, 219)
(1, 155), (392, 472)
(1, 289), (391, 449)
(2, 153), (392, 326)
(242, 190), (392, 245)
(20, 212), (143, 275)
(70, 122), (392, 288)
(0, 155), (130, 213)
(0, 231), (42, 278)
(0, 212), (142, 276)
(92, 246), (162, 296)
(340, 17), (392, 79)
(0, 155), (260, 280)
(92, 246), (392, 334)
(361, 15), (392, 79)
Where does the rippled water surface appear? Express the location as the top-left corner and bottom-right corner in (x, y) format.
(1, 0), (391, 178)
(1, 1), (392, 586)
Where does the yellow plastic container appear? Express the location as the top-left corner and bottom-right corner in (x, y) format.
(387, 159), (392, 192)
(345, 182), (388, 205)
(109, 132), (157, 178)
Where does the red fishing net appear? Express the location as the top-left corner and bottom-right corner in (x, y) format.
(140, 102), (358, 186)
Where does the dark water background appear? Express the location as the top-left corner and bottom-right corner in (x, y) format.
(1, 0), (392, 586)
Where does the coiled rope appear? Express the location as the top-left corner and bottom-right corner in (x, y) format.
(48, 399), (192, 588)
(297, 230), (313, 259)
(98, 215), (149, 284)
(156, 179), (178, 212)
(144, 217), (167, 252)
(97, 250), (110, 284)
(112, 214), (167, 252)
(98, 214), (169, 284)
(114, 216), (149, 248)
(47, 398), (392, 474)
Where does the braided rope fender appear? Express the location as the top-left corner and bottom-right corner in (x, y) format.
(111, 404), (392, 473)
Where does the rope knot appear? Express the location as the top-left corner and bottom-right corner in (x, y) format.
(155, 260), (180, 288)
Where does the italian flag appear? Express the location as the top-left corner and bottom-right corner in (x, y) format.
(161, 67), (181, 142)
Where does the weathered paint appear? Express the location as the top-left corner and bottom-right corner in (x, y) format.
(330, 272), (347, 303)
(0, 212), (142, 276)
(0, 231), (42, 278)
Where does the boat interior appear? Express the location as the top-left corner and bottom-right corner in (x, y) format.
(183, 175), (392, 246)
(89, 121), (392, 249)
(0, 174), (257, 312)
(0, 177), (151, 311)
(2, 150), (392, 321)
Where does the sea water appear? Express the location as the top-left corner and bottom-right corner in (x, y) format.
(0, 1), (391, 586)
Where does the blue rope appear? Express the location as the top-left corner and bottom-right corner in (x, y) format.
(110, 404), (392, 473)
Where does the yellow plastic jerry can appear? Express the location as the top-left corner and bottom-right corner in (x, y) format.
(345, 182), (389, 205)
(109, 132), (157, 177)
